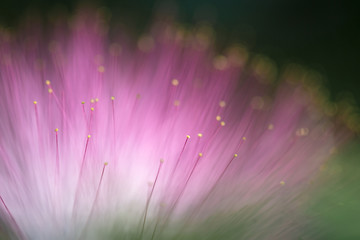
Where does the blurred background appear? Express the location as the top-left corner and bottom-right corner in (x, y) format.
(0, 0), (359, 105)
(1, 0), (359, 238)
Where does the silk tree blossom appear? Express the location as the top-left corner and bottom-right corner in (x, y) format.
(0, 9), (351, 240)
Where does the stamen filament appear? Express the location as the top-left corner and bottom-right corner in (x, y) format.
(0, 195), (25, 240)
(139, 159), (164, 239)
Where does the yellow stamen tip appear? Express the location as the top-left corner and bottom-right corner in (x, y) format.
(95, 98), (99, 102)
(90, 99), (95, 103)
(199, 153), (203, 157)
(48, 88), (53, 93)
(81, 101), (85, 104)
(171, 79), (179, 86)
(98, 66), (105, 73)
(220, 121), (226, 126)
(104, 162), (108, 165)
(242, 137), (246, 141)
(160, 158), (164, 163)
(296, 128), (309, 137)
(197, 133), (203, 138)
(111, 96), (115, 100)
(219, 100), (226, 108)
(55, 128), (59, 132)
(216, 115), (221, 121)
(91, 107), (94, 111)
(45, 80), (51, 85)
(33, 101), (37, 105)
(186, 135), (190, 139)
(88, 135), (91, 138)
(280, 181), (285, 185)
(234, 154), (238, 157)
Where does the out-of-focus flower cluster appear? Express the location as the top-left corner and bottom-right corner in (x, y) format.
(0, 8), (352, 240)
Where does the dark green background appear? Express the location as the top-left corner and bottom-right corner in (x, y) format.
(1, 0), (359, 104)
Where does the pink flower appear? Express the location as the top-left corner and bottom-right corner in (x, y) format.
(0, 8), (350, 240)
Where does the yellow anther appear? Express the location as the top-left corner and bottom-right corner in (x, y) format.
(160, 158), (164, 163)
(136, 94), (141, 99)
(296, 128), (309, 136)
(197, 133), (203, 138)
(242, 137), (246, 141)
(198, 153), (203, 157)
(98, 66), (105, 73)
(216, 115), (221, 121)
(186, 135), (190, 139)
(104, 162), (108, 165)
(213, 55), (228, 70)
(33, 101), (37, 105)
(95, 98), (99, 102)
(234, 154), (238, 157)
(48, 88), (53, 93)
(171, 79), (179, 86)
(81, 101), (85, 104)
(219, 100), (226, 108)
(280, 181), (285, 186)
(220, 121), (226, 126)
(55, 128), (59, 132)
(111, 96), (115, 100)
(90, 99), (95, 103)
(87, 135), (91, 138)
(90, 107), (94, 111)
(174, 100), (180, 106)
(268, 124), (274, 130)
(45, 80), (51, 85)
